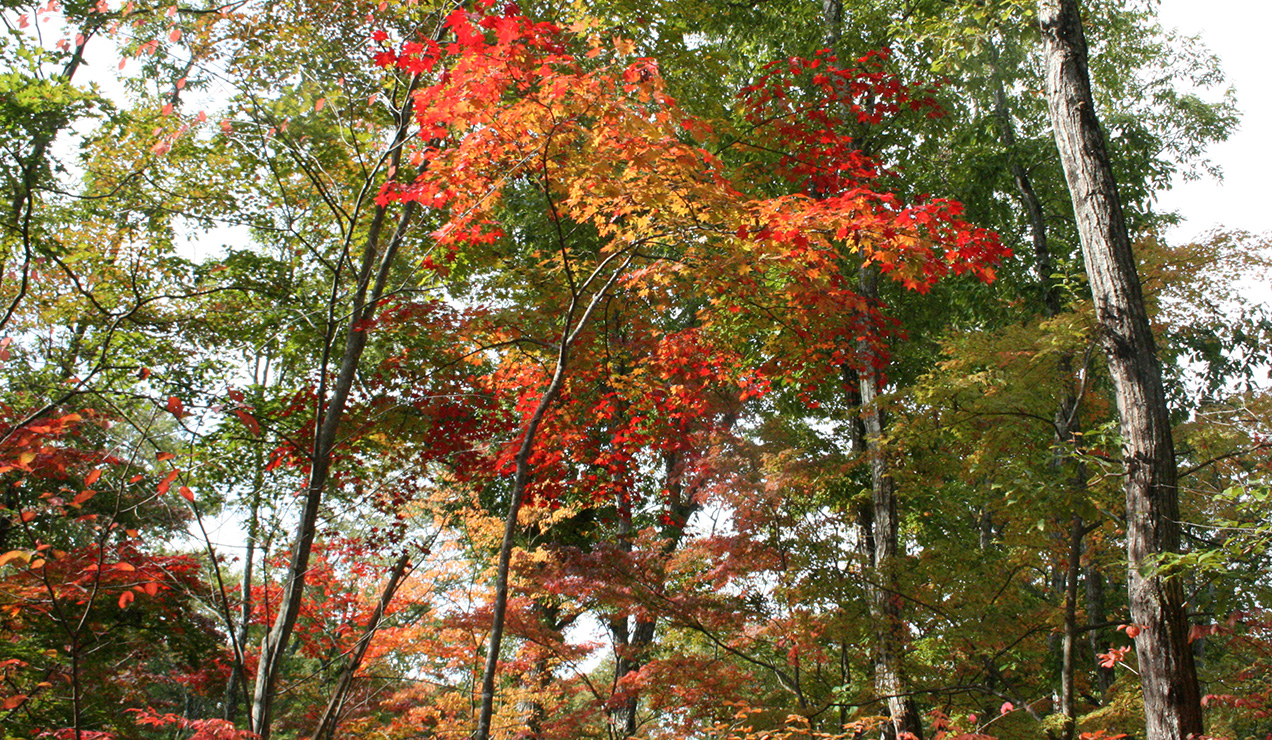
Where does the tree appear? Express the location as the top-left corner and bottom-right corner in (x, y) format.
(1036, 0), (1204, 737)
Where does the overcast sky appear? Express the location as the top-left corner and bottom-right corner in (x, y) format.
(1154, 0), (1271, 243)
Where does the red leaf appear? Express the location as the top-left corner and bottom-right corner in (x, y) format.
(156, 451), (175, 462)
(85, 469), (102, 485)
(166, 395), (185, 418)
(179, 486), (194, 503)
(157, 469), (180, 495)
(118, 591), (135, 609)
(232, 408), (261, 436)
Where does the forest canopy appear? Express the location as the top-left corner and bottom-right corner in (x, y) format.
(1, 1), (1269, 740)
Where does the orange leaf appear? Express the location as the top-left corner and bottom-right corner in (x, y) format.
(118, 591), (135, 609)
(85, 469), (102, 485)
(1, 694), (27, 710)
(156, 452), (175, 462)
(179, 486), (194, 503)
(0, 551), (29, 568)
(157, 469), (180, 495)
(166, 395), (184, 418)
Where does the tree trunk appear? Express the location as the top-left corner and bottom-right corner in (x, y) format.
(1059, 514), (1084, 740)
(1037, 2), (1203, 738)
(473, 251), (635, 740)
(1085, 565), (1114, 700)
(250, 145), (420, 739)
(607, 450), (699, 739)
(224, 486), (258, 722)
(312, 551), (411, 740)
(858, 269), (923, 740)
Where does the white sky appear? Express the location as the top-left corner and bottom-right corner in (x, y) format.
(1154, 0), (1272, 243)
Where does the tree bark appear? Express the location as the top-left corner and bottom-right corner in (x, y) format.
(473, 251), (635, 740)
(607, 451), (699, 739)
(1085, 565), (1114, 700)
(1060, 514), (1084, 740)
(858, 269), (923, 740)
(1037, 2), (1203, 738)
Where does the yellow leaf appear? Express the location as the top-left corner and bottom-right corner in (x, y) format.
(0, 550), (30, 568)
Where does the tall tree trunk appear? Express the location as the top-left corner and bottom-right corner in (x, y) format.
(473, 251), (635, 740)
(823, 4), (920, 734)
(1037, 2), (1203, 738)
(1085, 565), (1114, 699)
(990, 41), (1097, 738)
(858, 269), (923, 740)
(606, 451), (699, 739)
(1059, 514), (1085, 740)
(250, 105), (421, 737)
(224, 478), (260, 722)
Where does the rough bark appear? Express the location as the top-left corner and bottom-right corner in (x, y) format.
(858, 269), (923, 740)
(1037, 2), (1203, 737)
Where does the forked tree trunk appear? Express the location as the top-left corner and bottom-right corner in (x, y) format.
(473, 251), (635, 740)
(250, 80), (422, 734)
(607, 451), (699, 738)
(1037, 2), (1203, 737)
(250, 198), (419, 739)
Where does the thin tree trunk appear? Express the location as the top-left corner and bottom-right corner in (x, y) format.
(1059, 513), (1084, 740)
(473, 252), (635, 740)
(1037, 2), (1203, 738)
(823, 4), (920, 733)
(250, 149), (420, 740)
(858, 268), (922, 740)
(224, 482), (259, 722)
(312, 551), (411, 740)
(1085, 565), (1113, 700)
(607, 450), (700, 739)
(991, 43), (1096, 737)
(988, 40), (1061, 320)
